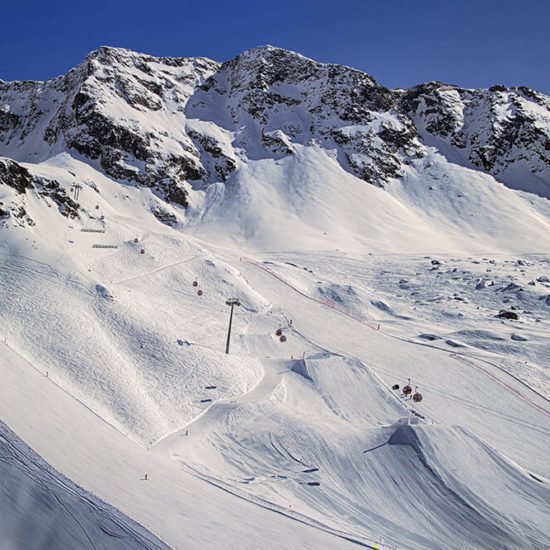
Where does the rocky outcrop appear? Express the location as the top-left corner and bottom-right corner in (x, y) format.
(151, 204), (178, 227)
(0, 45), (549, 209)
(0, 157), (34, 193)
(187, 129), (236, 183)
(0, 157), (79, 222)
(402, 82), (550, 195)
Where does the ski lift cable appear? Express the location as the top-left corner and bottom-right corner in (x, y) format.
(246, 259), (550, 410)
(289, 324), (550, 435)
(370, 363), (550, 435)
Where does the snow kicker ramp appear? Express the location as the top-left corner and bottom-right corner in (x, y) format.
(161, 354), (550, 550)
(368, 424), (550, 549)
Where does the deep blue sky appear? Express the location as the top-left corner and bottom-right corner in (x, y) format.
(1, 0), (549, 93)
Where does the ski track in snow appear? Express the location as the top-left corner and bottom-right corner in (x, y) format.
(0, 421), (168, 550)
(2, 238), (550, 549)
(246, 258), (550, 414)
(1, 147), (550, 547)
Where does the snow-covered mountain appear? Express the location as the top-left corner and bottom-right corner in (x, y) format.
(1, 46), (549, 550)
(403, 81), (550, 196)
(1, 45), (549, 249)
(0, 47), (218, 208)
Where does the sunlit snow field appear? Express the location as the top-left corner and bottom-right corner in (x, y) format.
(0, 147), (549, 549)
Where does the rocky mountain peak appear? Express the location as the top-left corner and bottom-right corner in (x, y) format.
(226, 45), (323, 84)
(85, 45), (218, 77)
(401, 80), (550, 194)
(191, 44), (417, 186)
(0, 45), (549, 231)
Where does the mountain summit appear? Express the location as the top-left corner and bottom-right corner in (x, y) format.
(1, 45), (549, 249)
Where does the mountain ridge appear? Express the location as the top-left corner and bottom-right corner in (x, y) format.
(1, 45), (549, 251)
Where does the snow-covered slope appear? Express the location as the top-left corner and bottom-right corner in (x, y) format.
(1, 46), (549, 550)
(0, 421), (167, 549)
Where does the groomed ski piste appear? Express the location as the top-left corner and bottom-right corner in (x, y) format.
(0, 420), (168, 549)
(1, 143), (549, 550)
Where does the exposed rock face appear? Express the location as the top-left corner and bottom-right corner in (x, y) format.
(497, 310), (519, 320)
(0, 47), (219, 206)
(188, 47), (424, 186)
(151, 204), (178, 227)
(0, 45), (549, 212)
(0, 157), (79, 223)
(402, 82), (550, 195)
(0, 156), (34, 193)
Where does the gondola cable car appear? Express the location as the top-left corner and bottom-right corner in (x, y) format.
(412, 387), (423, 403)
